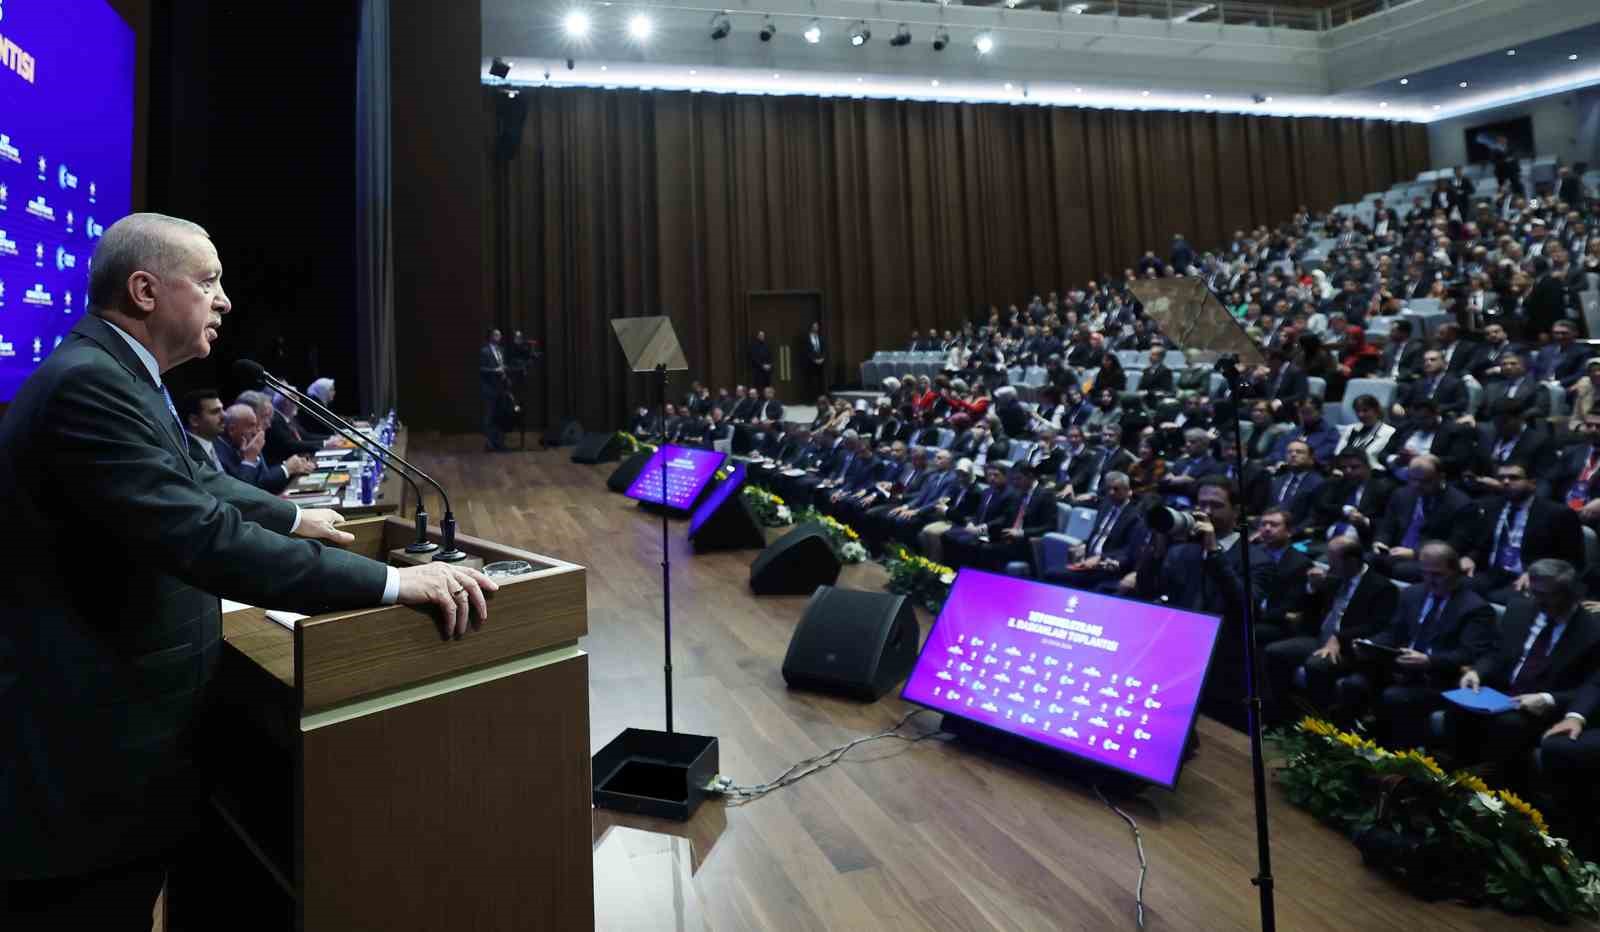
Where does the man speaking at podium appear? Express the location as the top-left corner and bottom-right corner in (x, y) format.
(0, 214), (497, 927)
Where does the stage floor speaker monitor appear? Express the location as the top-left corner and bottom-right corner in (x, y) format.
(782, 587), (920, 701)
(544, 417), (583, 447)
(607, 452), (653, 493)
(690, 491), (765, 553)
(572, 431), (622, 464)
(748, 523), (841, 595)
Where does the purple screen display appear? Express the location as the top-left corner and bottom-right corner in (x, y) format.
(625, 445), (727, 511)
(689, 461), (745, 535)
(902, 569), (1222, 788)
(0, 0), (134, 401)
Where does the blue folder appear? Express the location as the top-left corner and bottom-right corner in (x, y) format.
(1441, 687), (1516, 715)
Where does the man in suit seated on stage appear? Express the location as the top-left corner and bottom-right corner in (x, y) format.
(629, 405), (657, 438)
(950, 463), (1057, 573)
(1253, 507), (1313, 645)
(1306, 449), (1394, 548)
(1373, 454), (1471, 582)
(818, 441), (881, 518)
(1444, 559), (1600, 770)
(1264, 534), (1398, 720)
(180, 388), (228, 473)
(1452, 460), (1584, 603)
(1339, 540), (1497, 747)
(938, 463), (1021, 569)
(693, 407), (733, 450)
(1041, 471), (1144, 591)
(215, 402), (311, 493)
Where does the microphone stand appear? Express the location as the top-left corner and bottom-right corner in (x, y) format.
(1213, 355), (1276, 932)
(260, 370), (465, 562)
(656, 362), (675, 733)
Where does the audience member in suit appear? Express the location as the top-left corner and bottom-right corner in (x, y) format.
(1049, 426), (1099, 500)
(1253, 347), (1309, 418)
(939, 466), (1021, 567)
(916, 459), (984, 562)
(1466, 353), (1548, 424)
(1253, 507), (1313, 644)
(263, 390), (332, 465)
(1446, 562), (1600, 768)
(1140, 346), (1175, 400)
(749, 331), (775, 388)
(0, 215), (496, 927)
(1392, 350), (1469, 420)
(802, 323), (826, 391)
(1532, 320), (1588, 387)
(1376, 321), (1425, 382)
(1071, 425), (1137, 505)
(299, 377), (337, 441)
(1380, 399), (1476, 479)
(1524, 260), (1570, 341)
(1469, 403), (1552, 492)
(1158, 428), (1218, 503)
(1307, 450), (1394, 546)
(1373, 454), (1471, 582)
(1266, 398), (1339, 466)
(215, 403), (310, 493)
(949, 463), (1057, 572)
(818, 444), (882, 517)
(863, 449), (954, 552)
(1266, 440), (1325, 528)
(1264, 535), (1398, 718)
(1042, 471), (1144, 590)
(1452, 461), (1584, 603)
(1135, 475), (1276, 732)
(479, 327), (509, 451)
(1341, 541), (1497, 747)
(1019, 429), (1066, 475)
(1331, 394), (1396, 469)
(695, 408), (734, 450)
(1433, 323), (1474, 377)
(1538, 666), (1600, 857)
(1551, 413), (1600, 509)
(1244, 400), (1293, 462)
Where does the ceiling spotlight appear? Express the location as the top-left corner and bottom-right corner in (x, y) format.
(562, 10), (591, 38)
(931, 79), (940, 87)
(1432, 104), (1440, 110)
(849, 21), (871, 47)
(489, 57), (512, 80)
(772, 72), (780, 79)
(1570, 54), (1581, 61)
(1458, 81), (1468, 88)
(803, 20), (822, 43)
(1067, 2), (1089, 12)
(1004, 81), (1013, 90)
(1140, 90), (1150, 97)
(1203, 93), (1213, 99)
(890, 24), (912, 47)
(1399, 77), (1409, 85)
(974, 32), (994, 55)
(627, 13), (653, 41)
(932, 29), (949, 51)
(689, 69), (696, 75)
(759, 18), (776, 42)
(1264, 96), (1273, 102)
(1379, 101), (1388, 108)
(709, 13), (731, 40)
(1506, 49), (1516, 56)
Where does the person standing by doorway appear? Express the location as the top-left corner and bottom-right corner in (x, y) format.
(803, 322), (826, 397)
(750, 330), (773, 390)
(480, 328), (508, 451)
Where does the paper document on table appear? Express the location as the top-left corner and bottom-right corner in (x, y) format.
(220, 599), (253, 614)
(265, 610), (309, 631)
(1442, 687), (1516, 715)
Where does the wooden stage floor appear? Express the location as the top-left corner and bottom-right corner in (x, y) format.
(410, 437), (1585, 932)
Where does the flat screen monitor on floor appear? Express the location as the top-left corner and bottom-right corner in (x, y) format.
(624, 444), (726, 512)
(901, 569), (1222, 789)
(0, 0), (136, 401)
(688, 461), (746, 536)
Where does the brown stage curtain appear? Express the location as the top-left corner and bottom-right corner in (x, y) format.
(485, 87), (1428, 431)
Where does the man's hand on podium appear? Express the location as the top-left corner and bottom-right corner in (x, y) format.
(397, 563), (499, 640)
(295, 508), (356, 545)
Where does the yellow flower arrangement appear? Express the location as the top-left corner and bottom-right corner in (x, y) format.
(1299, 717), (1338, 738)
(1497, 789), (1550, 835)
(1453, 771), (1492, 796)
(1398, 749), (1445, 778)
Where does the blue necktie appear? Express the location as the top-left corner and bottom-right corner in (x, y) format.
(158, 383), (187, 441)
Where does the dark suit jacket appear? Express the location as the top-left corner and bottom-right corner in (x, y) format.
(1371, 584), (1497, 674)
(1376, 484), (1472, 549)
(214, 436), (293, 493)
(1309, 477), (1394, 543)
(1380, 422), (1477, 477)
(479, 342), (506, 396)
(1473, 604), (1600, 702)
(1267, 470), (1325, 526)
(1475, 426), (1553, 475)
(1007, 487), (1059, 538)
(1450, 496), (1585, 574)
(1140, 365), (1175, 397)
(1297, 568), (1400, 648)
(1534, 342), (1588, 388)
(264, 414), (322, 465)
(1082, 500), (1147, 566)
(967, 486), (1020, 534)
(1400, 372), (1469, 417)
(0, 315), (389, 879)
(1525, 275), (1568, 339)
(1477, 376), (1550, 420)
(1258, 364), (1309, 405)
(1379, 341), (1425, 381)
(1260, 547), (1313, 626)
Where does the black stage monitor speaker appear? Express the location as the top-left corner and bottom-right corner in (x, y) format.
(782, 587), (920, 701)
(607, 451), (653, 493)
(690, 489), (766, 553)
(544, 417), (583, 447)
(749, 523), (841, 595)
(572, 431), (622, 464)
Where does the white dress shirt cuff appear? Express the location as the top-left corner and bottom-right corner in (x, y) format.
(1539, 692), (1555, 708)
(289, 508), (302, 534)
(382, 567), (400, 605)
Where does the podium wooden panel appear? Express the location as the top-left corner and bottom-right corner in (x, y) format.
(214, 516), (593, 931)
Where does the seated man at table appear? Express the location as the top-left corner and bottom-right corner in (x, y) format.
(865, 449), (954, 554)
(215, 402), (312, 493)
(1444, 559), (1600, 770)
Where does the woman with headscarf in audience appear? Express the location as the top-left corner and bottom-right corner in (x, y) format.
(1297, 332), (1340, 400)
(1336, 325), (1382, 382)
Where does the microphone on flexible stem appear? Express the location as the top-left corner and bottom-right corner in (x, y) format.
(233, 359), (467, 562)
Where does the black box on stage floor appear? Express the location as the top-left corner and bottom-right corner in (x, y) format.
(607, 451), (653, 492)
(782, 587), (920, 701)
(543, 417), (583, 447)
(749, 523), (841, 595)
(572, 431), (622, 464)
(592, 728), (720, 821)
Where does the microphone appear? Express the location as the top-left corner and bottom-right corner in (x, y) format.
(234, 359), (466, 562)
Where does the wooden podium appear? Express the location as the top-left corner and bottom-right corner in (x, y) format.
(208, 515), (593, 931)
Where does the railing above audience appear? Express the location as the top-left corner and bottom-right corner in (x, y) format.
(920, 0), (1415, 32)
